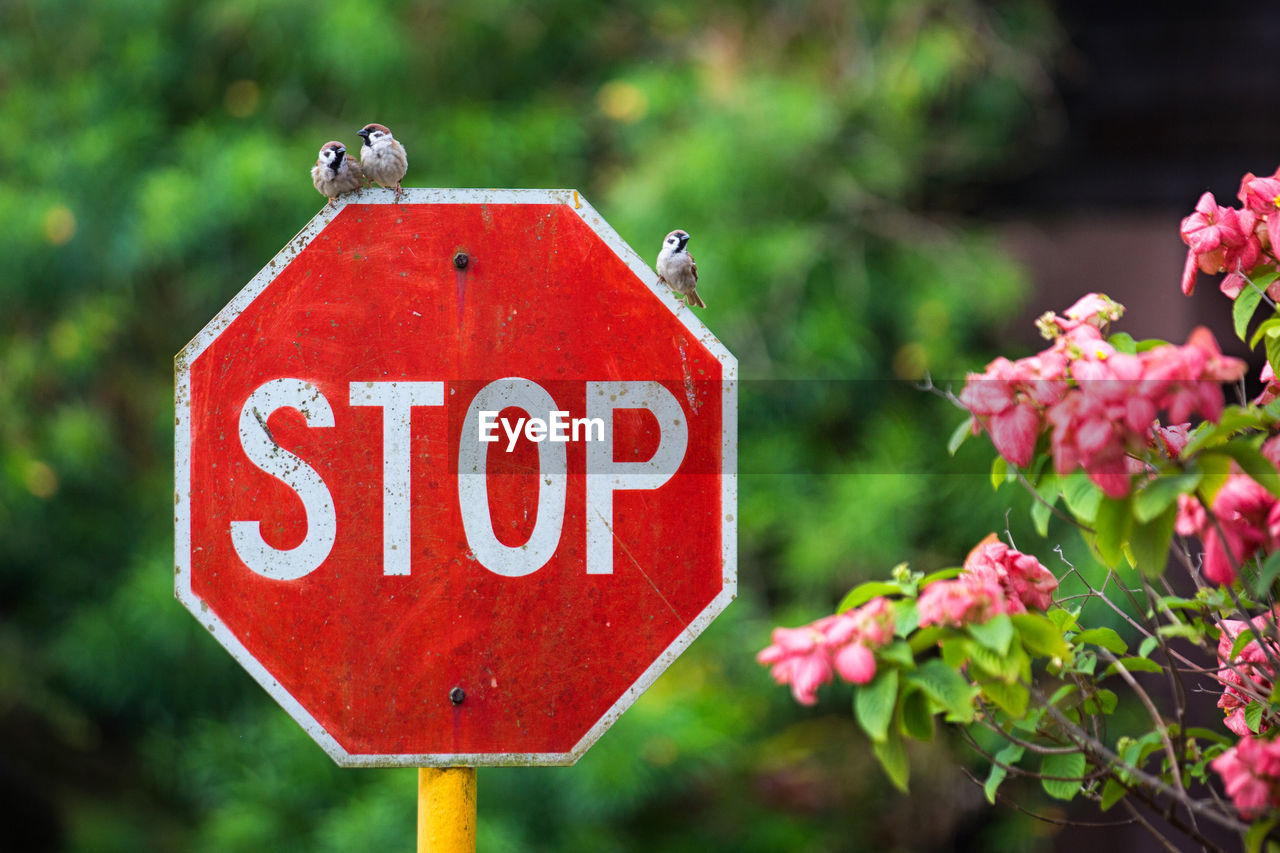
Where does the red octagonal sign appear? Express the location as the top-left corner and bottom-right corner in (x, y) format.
(175, 189), (736, 766)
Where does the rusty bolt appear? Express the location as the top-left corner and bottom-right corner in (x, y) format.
(450, 686), (466, 705)
(453, 252), (469, 270)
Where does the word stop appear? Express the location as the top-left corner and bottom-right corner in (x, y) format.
(230, 377), (689, 581)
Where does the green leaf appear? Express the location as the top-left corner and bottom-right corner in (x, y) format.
(1040, 751), (1087, 801)
(1129, 503), (1177, 578)
(907, 625), (943, 654)
(1235, 280), (1266, 342)
(877, 639), (915, 669)
(1138, 635), (1159, 658)
(948, 416), (974, 456)
(1081, 688), (1118, 715)
(1157, 595), (1205, 612)
(1252, 316), (1280, 350)
(919, 567), (962, 586)
(1246, 817), (1279, 853)
(1074, 627), (1127, 655)
(1093, 494), (1133, 568)
(1231, 629), (1258, 663)
(1103, 656), (1163, 676)
(966, 639), (1018, 683)
(894, 599), (919, 637)
(1195, 451), (1233, 505)
(1048, 683), (1078, 707)
(979, 678), (1029, 716)
(907, 659), (977, 723)
(1061, 471), (1103, 523)
(940, 636), (969, 670)
(990, 455), (1008, 491)
(1214, 443), (1280, 497)
(1184, 727), (1233, 747)
(1108, 332), (1137, 354)
(1246, 700), (1265, 734)
(967, 613), (1014, 655)
(1012, 612), (1071, 660)
(837, 581), (900, 613)
(854, 668), (899, 743)
(898, 686), (934, 741)
(1099, 777), (1127, 811)
(1267, 325), (1280, 380)
(1156, 622), (1203, 643)
(1256, 552), (1280, 597)
(1031, 491), (1053, 537)
(1048, 608), (1080, 633)
(1133, 471), (1201, 523)
(872, 732), (910, 792)
(984, 742), (1024, 804)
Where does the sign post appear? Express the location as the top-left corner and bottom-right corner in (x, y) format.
(418, 767), (476, 852)
(175, 189), (736, 841)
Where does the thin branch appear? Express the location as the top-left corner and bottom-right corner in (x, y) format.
(1119, 798), (1193, 853)
(1027, 684), (1251, 835)
(960, 765), (1138, 828)
(971, 711), (1081, 755)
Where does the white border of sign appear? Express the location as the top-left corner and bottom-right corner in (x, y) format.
(174, 188), (737, 767)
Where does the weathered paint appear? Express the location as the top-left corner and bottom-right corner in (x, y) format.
(418, 767), (476, 852)
(174, 188), (737, 766)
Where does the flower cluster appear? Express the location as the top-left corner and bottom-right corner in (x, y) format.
(1176, 437), (1280, 585)
(917, 535), (1057, 628)
(960, 294), (1246, 497)
(1212, 735), (1280, 818)
(756, 597), (895, 705)
(1216, 616), (1278, 736)
(1182, 167), (1280, 298)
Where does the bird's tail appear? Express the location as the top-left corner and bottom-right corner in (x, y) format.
(689, 290), (707, 309)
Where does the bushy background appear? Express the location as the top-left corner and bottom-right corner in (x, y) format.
(1, 1), (1066, 849)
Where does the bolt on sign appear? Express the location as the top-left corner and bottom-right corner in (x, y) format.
(174, 189), (737, 766)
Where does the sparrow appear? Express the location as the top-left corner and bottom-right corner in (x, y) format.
(656, 229), (706, 308)
(311, 141), (364, 206)
(357, 123), (408, 200)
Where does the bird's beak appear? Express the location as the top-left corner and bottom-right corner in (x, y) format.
(356, 129), (369, 140)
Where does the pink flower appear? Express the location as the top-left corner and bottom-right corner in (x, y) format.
(1175, 493), (1205, 537)
(758, 597), (898, 704)
(1061, 292), (1124, 329)
(917, 574), (1006, 628)
(845, 596), (896, 647)
(1220, 617), (1279, 668)
(963, 535), (1058, 613)
(1240, 168), (1280, 255)
(1185, 327), (1249, 383)
(1213, 735), (1280, 818)
(1181, 192), (1262, 296)
(833, 643), (876, 684)
(1150, 423), (1191, 459)
(1215, 616), (1279, 736)
(1258, 362), (1280, 407)
(757, 625), (833, 706)
(987, 403), (1039, 468)
(1203, 476), (1277, 585)
(1039, 293), (1126, 336)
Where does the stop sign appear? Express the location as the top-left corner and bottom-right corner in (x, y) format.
(174, 189), (736, 766)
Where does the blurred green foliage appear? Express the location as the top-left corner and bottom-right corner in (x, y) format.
(1, 0), (1064, 849)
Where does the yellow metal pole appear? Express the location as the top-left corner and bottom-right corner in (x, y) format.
(418, 767), (477, 852)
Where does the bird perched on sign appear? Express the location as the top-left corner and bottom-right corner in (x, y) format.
(656, 229), (706, 308)
(311, 141), (364, 206)
(356, 123), (408, 200)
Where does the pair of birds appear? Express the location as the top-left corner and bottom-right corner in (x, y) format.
(311, 123), (408, 204)
(311, 124), (705, 309)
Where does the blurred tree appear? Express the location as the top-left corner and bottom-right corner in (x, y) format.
(0, 0), (1063, 850)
